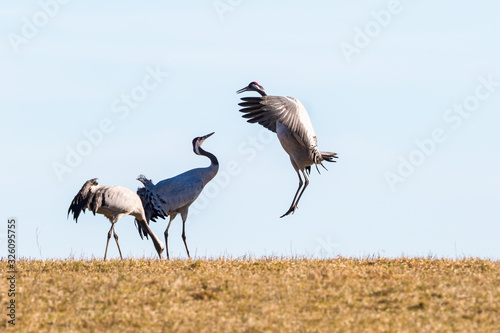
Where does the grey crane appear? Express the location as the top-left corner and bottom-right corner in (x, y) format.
(68, 178), (164, 260)
(136, 132), (219, 259)
(237, 81), (338, 218)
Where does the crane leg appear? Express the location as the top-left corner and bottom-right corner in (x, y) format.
(281, 167), (303, 218)
(112, 224), (123, 260)
(164, 214), (176, 260)
(181, 210), (191, 260)
(104, 223), (113, 261)
(293, 169), (309, 212)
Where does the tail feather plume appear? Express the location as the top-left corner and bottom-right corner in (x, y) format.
(137, 174), (154, 188)
(67, 178), (98, 222)
(320, 151), (338, 163)
(310, 151), (338, 174)
(135, 174), (167, 239)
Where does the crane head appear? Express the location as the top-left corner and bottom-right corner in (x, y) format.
(236, 81), (267, 96)
(192, 132), (214, 155)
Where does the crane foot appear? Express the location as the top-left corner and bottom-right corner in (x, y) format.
(280, 206), (297, 218)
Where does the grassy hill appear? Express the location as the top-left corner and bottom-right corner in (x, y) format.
(3, 258), (499, 332)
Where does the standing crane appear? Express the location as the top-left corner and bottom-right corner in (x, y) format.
(136, 132), (219, 259)
(68, 178), (164, 260)
(237, 81), (338, 218)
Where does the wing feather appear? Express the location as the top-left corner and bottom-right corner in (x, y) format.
(239, 95), (321, 163)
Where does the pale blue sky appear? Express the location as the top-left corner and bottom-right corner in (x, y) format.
(1, 1), (499, 259)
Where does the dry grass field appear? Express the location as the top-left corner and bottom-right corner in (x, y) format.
(2, 257), (499, 332)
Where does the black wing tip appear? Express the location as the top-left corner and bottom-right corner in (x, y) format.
(67, 208), (76, 221)
(240, 96), (262, 101)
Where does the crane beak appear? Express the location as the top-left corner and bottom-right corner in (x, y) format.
(236, 86), (249, 94)
(200, 132), (215, 141)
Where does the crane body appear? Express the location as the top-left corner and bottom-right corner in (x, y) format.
(68, 178), (164, 260)
(137, 132), (218, 259)
(237, 82), (338, 217)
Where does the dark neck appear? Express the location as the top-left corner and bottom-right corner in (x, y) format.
(198, 147), (219, 166)
(257, 89), (267, 97)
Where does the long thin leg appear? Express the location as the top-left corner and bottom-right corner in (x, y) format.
(180, 210), (190, 259)
(164, 214), (176, 260)
(112, 224), (123, 260)
(293, 169), (309, 212)
(281, 160), (303, 218)
(104, 223), (113, 261)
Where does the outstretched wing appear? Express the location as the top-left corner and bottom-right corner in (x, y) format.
(239, 96), (321, 163)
